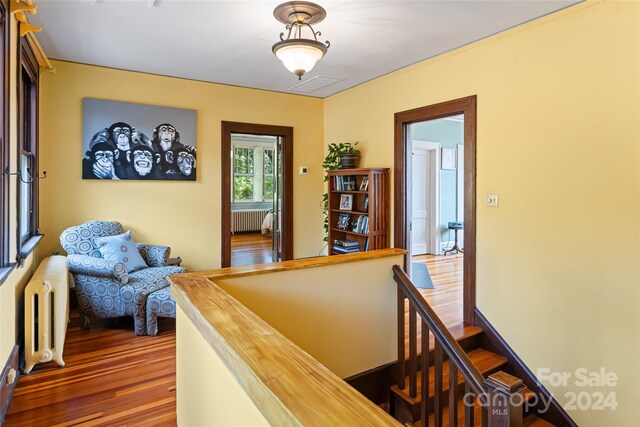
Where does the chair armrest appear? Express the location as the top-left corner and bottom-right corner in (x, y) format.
(67, 254), (129, 284)
(136, 244), (171, 267)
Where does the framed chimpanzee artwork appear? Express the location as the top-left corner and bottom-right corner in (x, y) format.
(82, 98), (197, 181)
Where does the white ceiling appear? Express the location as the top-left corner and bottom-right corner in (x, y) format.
(31, 0), (578, 98)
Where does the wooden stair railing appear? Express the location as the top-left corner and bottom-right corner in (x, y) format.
(393, 265), (527, 427)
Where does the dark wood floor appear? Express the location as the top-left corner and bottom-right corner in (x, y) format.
(231, 232), (273, 267)
(5, 312), (177, 427)
(5, 253), (462, 426)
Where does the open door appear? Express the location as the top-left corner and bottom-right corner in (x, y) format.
(272, 136), (283, 262)
(221, 122), (294, 268)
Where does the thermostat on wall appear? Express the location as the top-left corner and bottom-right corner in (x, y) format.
(299, 167), (309, 175)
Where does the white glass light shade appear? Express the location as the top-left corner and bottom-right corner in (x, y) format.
(274, 42), (325, 76)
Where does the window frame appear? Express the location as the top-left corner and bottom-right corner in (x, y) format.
(262, 147), (274, 202)
(16, 33), (40, 262)
(0, 0), (11, 278)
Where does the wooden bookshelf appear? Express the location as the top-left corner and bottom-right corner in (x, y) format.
(327, 168), (390, 255)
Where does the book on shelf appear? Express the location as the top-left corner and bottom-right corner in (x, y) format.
(334, 175), (357, 191)
(334, 239), (360, 248)
(332, 238), (368, 254)
(363, 195), (369, 211)
(352, 214), (369, 234)
(332, 245), (360, 254)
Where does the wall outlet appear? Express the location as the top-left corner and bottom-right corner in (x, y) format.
(486, 194), (499, 207)
(299, 167), (308, 175)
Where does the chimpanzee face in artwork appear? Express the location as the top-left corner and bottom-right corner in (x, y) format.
(89, 142), (117, 179)
(94, 148), (115, 168)
(109, 122), (132, 151)
(158, 125), (176, 152)
(176, 150), (195, 177)
(132, 148), (154, 176)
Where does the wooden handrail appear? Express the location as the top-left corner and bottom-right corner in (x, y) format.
(393, 265), (486, 394)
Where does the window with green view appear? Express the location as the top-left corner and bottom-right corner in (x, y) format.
(233, 147), (254, 202)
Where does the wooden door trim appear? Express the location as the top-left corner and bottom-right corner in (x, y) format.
(394, 96), (477, 324)
(221, 121), (294, 268)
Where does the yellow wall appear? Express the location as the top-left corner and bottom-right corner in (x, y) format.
(324, 2), (639, 426)
(217, 253), (402, 378)
(38, 61), (325, 271)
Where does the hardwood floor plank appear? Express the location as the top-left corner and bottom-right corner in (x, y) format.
(78, 397), (176, 427)
(51, 412), (104, 427)
(231, 232), (273, 266)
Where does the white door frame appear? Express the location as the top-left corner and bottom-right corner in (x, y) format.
(412, 140), (441, 255)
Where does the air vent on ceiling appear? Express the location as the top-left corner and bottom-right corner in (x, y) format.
(288, 76), (342, 93)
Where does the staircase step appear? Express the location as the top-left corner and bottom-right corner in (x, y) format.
(407, 399), (554, 427)
(403, 325), (484, 372)
(442, 325), (484, 349)
(406, 325), (483, 357)
(392, 348), (507, 404)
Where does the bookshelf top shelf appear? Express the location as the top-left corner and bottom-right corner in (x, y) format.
(327, 168), (390, 176)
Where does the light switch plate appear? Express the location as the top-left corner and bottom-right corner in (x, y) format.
(299, 167), (308, 175)
(486, 194), (499, 207)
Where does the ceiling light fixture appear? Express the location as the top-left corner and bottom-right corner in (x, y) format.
(272, 1), (330, 80)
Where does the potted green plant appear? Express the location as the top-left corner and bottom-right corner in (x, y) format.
(322, 142), (360, 170)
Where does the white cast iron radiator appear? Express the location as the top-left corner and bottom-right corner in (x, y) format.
(232, 209), (269, 233)
(24, 255), (69, 374)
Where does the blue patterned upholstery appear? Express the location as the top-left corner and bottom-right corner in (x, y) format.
(60, 220), (124, 258)
(146, 286), (177, 336)
(67, 254), (129, 284)
(136, 244), (171, 268)
(60, 220), (186, 335)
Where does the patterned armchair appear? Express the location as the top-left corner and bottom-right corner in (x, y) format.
(60, 220), (186, 335)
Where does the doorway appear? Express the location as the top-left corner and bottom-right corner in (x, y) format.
(221, 122), (294, 268)
(394, 96), (476, 324)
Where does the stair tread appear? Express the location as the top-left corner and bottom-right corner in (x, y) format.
(442, 325), (483, 346)
(392, 348), (507, 401)
(405, 325), (483, 359)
